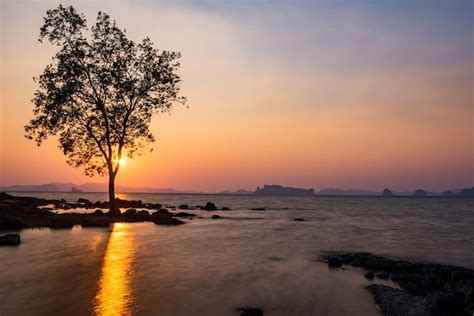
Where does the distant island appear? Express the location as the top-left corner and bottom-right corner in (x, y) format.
(253, 185), (315, 196)
(1, 182), (473, 197)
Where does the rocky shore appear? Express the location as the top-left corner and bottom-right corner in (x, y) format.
(324, 252), (474, 316)
(0, 192), (220, 231)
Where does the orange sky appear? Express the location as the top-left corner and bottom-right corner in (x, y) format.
(1, 1), (473, 192)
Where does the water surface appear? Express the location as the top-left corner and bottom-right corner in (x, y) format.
(1, 193), (473, 315)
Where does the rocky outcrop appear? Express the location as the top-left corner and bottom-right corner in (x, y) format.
(152, 209), (185, 225)
(202, 202), (218, 211)
(0, 233), (21, 246)
(253, 184), (314, 196)
(324, 252), (474, 316)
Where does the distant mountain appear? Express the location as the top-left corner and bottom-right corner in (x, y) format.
(253, 185), (315, 196)
(316, 188), (379, 196)
(0, 182), (201, 194)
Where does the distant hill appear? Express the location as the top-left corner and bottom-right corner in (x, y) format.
(0, 182), (201, 194)
(253, 185), (315, 196)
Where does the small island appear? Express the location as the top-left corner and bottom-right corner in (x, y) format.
(253, 185), (315, 196)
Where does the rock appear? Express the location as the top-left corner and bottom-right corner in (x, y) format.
(382, 188), (394, 197)
(366, 285), (419, 315)
(152, 211), (185, 225)
(294, 218), (305, 221)
(124, 208), (138, 216)
(178, 204), (189, 210)
(250, 207), (266, 211)
(0, 214), (26, 229)
(202, 202), (218, 211)
(93, 209), (104, 215)
(435, 292), (465, 314)
(211, 215), (222, 219)
(0, 233), (21, 246)
(328, 256), (343, 267)
(221, 207), (231, 211)
(236, 306), (263, 316)
(327, 252), (474, 315)
(77, 198), (91, 204)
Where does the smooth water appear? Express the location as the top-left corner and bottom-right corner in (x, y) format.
(1, 193), (473, 315)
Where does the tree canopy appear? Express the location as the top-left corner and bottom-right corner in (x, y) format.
(25, 5), (186, 179)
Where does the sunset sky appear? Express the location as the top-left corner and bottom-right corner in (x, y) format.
(1, 0), (473, 192)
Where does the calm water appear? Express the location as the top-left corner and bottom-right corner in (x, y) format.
(1, 193), (473, 315)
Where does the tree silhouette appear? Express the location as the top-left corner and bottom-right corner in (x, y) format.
(25, 5), (185, 213)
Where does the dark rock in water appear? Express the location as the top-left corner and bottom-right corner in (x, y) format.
(174, 212), (196, 218)
(221, 207), (231, 211)
(152, 211), (185, 225)
(365, 271), (375, 279)
(325, 252), (474, 315)
(294, 218), (305, 221)
(377, 272), (390, 279)
(81, 217), (110, 227)
(0, 233), (21, 246)
(211, 215), (222, 219)
(250, 207), (266, 211)
(1, 214), (26, 229)
(412, 189), (427, 197)
(202, 202), (218, 211)
(236, 306), (263, 316)
(124, 208), (138, 216)
(328, 256), (343, 267)
(367, 285), (420, 315)
(382, 188), (394, 197)
(93, 209), (104, 215)
(77, 198), (91, 204)
(178, 204), (189, 210)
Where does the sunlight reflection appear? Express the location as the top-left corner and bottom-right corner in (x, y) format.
(94, 223), (134, 316)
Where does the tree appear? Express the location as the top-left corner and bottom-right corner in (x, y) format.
(25, 5), (186, 214)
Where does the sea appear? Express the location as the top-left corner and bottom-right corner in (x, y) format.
(1, 192), (473, 315)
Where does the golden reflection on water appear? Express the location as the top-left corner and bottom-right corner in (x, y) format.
(94, 223), (134, 316)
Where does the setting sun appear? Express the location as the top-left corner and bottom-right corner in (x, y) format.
(114, 158), (126, 166)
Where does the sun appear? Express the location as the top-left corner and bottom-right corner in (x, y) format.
(114, 157), (126, 166)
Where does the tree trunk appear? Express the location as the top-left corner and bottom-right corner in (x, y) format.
(108, 172), (117, 215)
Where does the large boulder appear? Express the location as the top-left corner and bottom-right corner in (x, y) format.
(152, 210), (185, 225)
(0, 233), (21, 246)
(202, 202), (218, 211)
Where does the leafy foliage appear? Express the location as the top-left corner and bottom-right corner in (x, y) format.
(25, 5), (186, 177)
